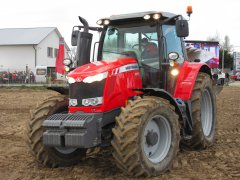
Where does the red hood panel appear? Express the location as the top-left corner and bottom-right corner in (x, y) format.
(68, 57), (137, 79)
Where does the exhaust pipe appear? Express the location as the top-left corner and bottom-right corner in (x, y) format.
(76, 16), (93, 67)
(78, 16), (89, 32)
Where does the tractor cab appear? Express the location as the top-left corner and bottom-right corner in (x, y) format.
(69, 12), (189, 93)
(97, 12), (188, 90)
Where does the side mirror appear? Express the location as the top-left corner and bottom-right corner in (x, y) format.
(176, 20), (189, 37)
(71, 30), (79, 46)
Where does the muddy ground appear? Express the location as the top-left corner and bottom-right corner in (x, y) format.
(0, 87), (239, 180)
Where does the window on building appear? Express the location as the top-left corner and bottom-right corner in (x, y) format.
(47, 47), (53, 58)
(54, 48), (59, 58)
(36, 68), (47, 75)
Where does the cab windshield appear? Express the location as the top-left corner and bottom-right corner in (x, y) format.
(101, 24), (159, 68)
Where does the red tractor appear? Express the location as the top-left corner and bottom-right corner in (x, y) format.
(27, 7), (216, 177)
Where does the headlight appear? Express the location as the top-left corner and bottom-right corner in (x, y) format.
(83, 72), (108, 83)
(68, 77), (76, 84)
(69, 99), (78, 106)
(63, 58), (72, 66)
(82, 97), (103, 106)
(82, 99), (91, 106)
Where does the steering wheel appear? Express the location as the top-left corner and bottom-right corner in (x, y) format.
(132, 43), (146, 51)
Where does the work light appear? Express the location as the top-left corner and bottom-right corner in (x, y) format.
(143, 14), (151, 20)
(153, 13), (161, 20)
(103, 19), (110, 25)
(97, 19), (103, 25)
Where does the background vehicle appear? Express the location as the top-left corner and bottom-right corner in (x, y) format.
(185, 40), (225, 85)
(211, 68), (225, 85)
(229, 71), (237, 81)
(236, 72), (240, 80)
(35, 66), (66, 83)
(26, 7), (216, 177)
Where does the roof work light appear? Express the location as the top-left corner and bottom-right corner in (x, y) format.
(96, 19), (110, 26)
(153, 13), (161, 20)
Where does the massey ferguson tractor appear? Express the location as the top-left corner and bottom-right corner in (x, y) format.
(26, 7), (216, 177)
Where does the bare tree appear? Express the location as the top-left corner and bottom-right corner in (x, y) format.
(223, 35), (233, 51)
(206, 31), (221, 42)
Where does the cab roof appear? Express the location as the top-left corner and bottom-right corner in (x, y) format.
(108, 11), (177, 21)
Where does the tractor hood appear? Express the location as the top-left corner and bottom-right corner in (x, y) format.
(67, 57), (137, 84)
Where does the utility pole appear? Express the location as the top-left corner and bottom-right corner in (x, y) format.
(222, 48), (225, 72)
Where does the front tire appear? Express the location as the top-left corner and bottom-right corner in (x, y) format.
(111, 96), (180, 177)
(187, 72), (216, 149)
(26, 95), (86, 167)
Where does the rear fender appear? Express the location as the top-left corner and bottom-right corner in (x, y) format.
(173, 61), (212, 100)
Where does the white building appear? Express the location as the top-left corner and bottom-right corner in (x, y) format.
(0, 27), (70, 81)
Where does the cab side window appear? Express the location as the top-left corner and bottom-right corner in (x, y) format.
(162, 25), (184, 63)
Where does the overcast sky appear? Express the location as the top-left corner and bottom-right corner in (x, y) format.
(1, 0), (240, 51)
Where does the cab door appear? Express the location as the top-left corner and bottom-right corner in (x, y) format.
(162, 24), (186, 94)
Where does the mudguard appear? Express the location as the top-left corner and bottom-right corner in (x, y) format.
(173, 61), (212, 100)
(135, 88), (183, 120)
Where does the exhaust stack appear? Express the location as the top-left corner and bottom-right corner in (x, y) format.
(75, 16), (93, 67)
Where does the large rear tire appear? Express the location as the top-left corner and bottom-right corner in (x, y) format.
(26, 95), (86, 167)
(111, 96), (180, 177)
(187, 72), (216, 149)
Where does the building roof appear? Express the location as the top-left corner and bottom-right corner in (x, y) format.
(0, 27), (70, 50)
(185, 40), (219, 44)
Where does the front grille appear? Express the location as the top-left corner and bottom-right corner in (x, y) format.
(69, 80), (105, 106)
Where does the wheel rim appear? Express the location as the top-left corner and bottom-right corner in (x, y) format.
(142, 115), (172, 164)
(201, 88), (213, 137)
(55, 147), (77, 154)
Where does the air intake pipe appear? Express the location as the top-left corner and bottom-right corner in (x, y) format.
(76, 16), (93, 67)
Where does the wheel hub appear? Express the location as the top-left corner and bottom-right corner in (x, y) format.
(146, 131), (158, 146)
(142, 115), (172, 163)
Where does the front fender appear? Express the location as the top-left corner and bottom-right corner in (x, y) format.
(135, 88), (183, 120)
(173, 61), (211, 100)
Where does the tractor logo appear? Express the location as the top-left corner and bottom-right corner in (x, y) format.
(76, 77), (82, 82)
(111, 68), (120, 75)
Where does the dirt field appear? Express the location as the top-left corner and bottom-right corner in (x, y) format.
(0, 87), (239, 180)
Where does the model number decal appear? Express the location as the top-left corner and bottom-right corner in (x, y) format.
(111, 63), (139, 75)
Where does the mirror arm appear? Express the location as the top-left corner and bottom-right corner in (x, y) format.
(160, 15), (181, 25)
(73, 26), (102, 32)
